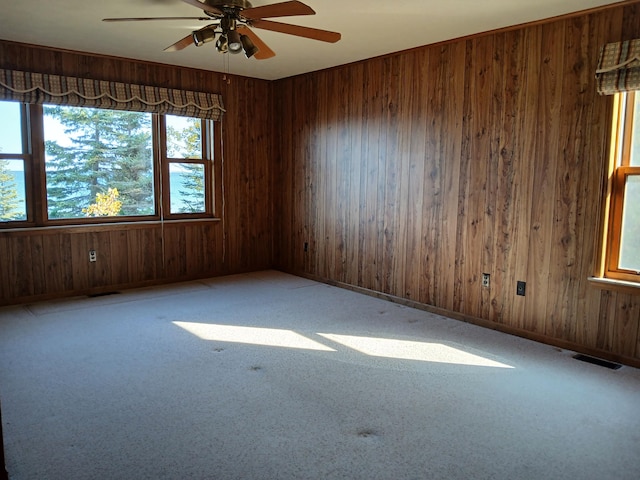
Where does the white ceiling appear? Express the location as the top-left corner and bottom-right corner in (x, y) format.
(0, 0), (626, 81)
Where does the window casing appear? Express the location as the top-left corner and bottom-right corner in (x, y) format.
(0, 102), (219, 228)
(160, 115), (214, 219)
(603, 91), (640, 283)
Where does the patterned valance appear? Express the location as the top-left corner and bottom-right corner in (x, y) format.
(596, 39), (640, 95)
(0, 69), (224, 120)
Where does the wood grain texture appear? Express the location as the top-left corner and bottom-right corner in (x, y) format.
(273, 3), (640, 362)
(0, 41), (274, 304)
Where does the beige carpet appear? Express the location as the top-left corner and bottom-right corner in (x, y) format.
(0, 270), (639, 480)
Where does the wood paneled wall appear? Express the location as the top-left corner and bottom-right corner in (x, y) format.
(0, 41), (274, 304)
(273, 3), (640, 365)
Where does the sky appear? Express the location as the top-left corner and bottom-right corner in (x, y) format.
(0, 101), (23, 154)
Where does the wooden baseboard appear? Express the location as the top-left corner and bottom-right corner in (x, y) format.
(283, 269), (640, 370)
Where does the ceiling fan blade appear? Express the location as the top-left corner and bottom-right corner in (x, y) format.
(103, 17), (211, 22)
(180, 0), (223, 16)
(242, 1), (315, 20)
(249, 19), (341, 43)
(164, 33), (195, 52)
(237, 26), (276, 60)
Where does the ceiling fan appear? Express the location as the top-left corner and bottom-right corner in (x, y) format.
(103, 0), (341, 59)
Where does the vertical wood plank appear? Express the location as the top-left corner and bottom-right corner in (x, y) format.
(29, 235), (46, 296)
(109, 230), (129, 286)
(0, 236), (10, 300)
(404, 51), (428, 302)
(480, 33), (501, 321)
(452, 39), (474, 314)
(524, 21), (565, 334)
(507, 26), (541, 331)
(491, 29), (522, 325)
(43, 234), (69, 294)
(345, 63), (364, 287)
(71, 233), (90, 292)
(360, 59), (384, 292)
(323, 70), (338, 281)
(471, 34), (495, 320)
(436, 42), (465, 312)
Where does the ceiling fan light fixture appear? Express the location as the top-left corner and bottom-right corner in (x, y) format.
(105, 1), (342, 61)
(216, 34), (228, 53)
(240, 34), (259, 58)
(227, 30), (243, 54)
(192, 27), (216, 47)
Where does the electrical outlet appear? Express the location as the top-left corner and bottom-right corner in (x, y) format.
(516, 281), (526, 296)
(304, 242), (309, 253)
(89, 250), (97, 263)
(482, 273), (490, 288)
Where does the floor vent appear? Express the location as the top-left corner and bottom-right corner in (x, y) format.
(573, 354), (622, 370)
(88, 291), (120, 298)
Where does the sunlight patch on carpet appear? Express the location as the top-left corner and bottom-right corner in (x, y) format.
(318, 333), (514, 368)
(173, 322), (336, 351)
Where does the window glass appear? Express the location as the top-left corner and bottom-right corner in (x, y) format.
(169, 163), (206, 214)
(43, 105), (154, 219)
(0, 159), (27, 221)
(166, 115), (202, 159)
(0, 102), (23, 154)
(618, 175), (640, 271)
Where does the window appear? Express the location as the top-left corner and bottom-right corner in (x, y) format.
(0, 101), (218, 227)
(162, 115), (212, 217)
(43, 106), (155, 219)
(603, 91), (640, 283)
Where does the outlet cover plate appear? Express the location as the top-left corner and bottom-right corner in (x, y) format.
(516, 281), (526, 296)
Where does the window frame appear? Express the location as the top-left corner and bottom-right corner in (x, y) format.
(602, 91), (640, 283)
(158, 115), (216, 220)
(0, 102), (220, 229)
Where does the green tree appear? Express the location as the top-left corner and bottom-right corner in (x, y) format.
(0, 158), (20, 220)
(44, 106), (153, 218)
(178, 163), (205, 213)
(83, 187), (123, 217)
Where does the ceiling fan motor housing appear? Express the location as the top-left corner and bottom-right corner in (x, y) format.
(204, 0), (252, 11)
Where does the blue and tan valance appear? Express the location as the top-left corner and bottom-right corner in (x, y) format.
(0, 69), (224, 120)
(596, 39), (640, 95)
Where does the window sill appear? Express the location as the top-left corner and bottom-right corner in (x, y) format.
(0, 217), (221, 234)
(588, 277), (640, 295)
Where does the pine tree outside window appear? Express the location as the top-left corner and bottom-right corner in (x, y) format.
(44, 105), (155, 220)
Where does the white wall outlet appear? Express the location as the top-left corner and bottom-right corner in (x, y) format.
(482, 273), (490, 288)
(89, 250), (97, 262)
